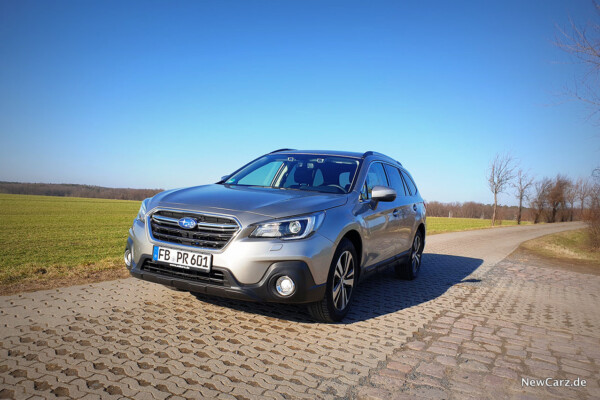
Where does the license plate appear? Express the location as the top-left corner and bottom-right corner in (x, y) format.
(152, 246), (212, 271)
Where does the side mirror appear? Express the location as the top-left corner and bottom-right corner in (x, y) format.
(371, 186), (396, 202)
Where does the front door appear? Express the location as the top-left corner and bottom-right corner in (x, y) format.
(357, 162), (398, 267)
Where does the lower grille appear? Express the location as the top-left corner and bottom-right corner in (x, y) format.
(141, 260), (226, 286)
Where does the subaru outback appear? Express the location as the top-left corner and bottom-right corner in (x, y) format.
(125, 149), (426, 322)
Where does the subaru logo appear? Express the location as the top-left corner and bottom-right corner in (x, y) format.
(178, 217), (197, 229)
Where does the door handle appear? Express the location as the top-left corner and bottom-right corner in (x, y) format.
(413, 204), (417, 212)
(393, 209), (400, 218)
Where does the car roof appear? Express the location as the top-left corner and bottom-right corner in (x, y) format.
(268, 149), (402, 167)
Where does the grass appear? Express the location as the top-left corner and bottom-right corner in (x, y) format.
(426, 216), (529, 235)
(0, 194), (138, 293)
(0, 193), (533, 294)
(520, 229), (600, 265)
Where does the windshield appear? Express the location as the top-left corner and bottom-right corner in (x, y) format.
(224, 154), (361, 194)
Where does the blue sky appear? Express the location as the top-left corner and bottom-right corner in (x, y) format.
(1, 0), (598, 205)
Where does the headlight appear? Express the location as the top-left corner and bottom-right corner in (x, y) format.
(250, 212), (325, 240)
(136, 198), (151, 223)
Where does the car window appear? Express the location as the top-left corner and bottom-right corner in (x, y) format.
(236, 161), (283, 186)
(339, 172), (351, 188)
(226, 155), (360, 194)
(383, 164), (407, 196)
(313, 169), (324, 186)
(401, 170), (417, 196)
(361, 162), (388, 200)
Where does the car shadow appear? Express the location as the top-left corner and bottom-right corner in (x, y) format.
(192, 253), (483, 324)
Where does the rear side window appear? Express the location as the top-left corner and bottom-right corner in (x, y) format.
(401, 170), (418, 196)
(383, 164), (407, 196)
(361, 162), (388, 200)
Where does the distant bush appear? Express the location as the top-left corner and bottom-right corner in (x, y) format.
(587, 214), (600, 249)
(585, 182), (600, 250)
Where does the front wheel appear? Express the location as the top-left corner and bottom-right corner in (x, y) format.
(308, 238), (357, 323)
(396, 231), (423, 280)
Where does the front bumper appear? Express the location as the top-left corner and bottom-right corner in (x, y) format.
(125, 217), (333, 304)
(129, 253), (325, 303)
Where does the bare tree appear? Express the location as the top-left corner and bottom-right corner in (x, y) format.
(512, 169), (534, 225)
(547, 175), (570, 222)
(577, 177), (592, 217)
(555, 3), (600, 121)
(565, 179), (578, 221)
(487, 153), (515, 226)
(530, 178), (552, 224)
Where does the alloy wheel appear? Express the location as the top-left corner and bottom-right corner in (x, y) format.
(332, 250), (354, 311)
(411, 234), (422, 275)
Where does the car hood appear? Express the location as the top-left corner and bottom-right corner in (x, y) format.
(149, 184), (348, 220)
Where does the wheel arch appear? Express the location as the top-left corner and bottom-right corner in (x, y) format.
(339, 229), (362, 281)
(417, 222), (426, 238)
(417, 222), (426, 248)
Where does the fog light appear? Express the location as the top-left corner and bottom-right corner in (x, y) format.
(124, 249), (132, 267)
(275, 276), (295, 296)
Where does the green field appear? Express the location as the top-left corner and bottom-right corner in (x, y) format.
(0, 193), (527, 292)
(0, 194), (139, 290)
(426, 216), (528, 234)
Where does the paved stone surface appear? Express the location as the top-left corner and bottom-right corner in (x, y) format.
(0, 222), (591, 399)
(356, 222), (600, 400)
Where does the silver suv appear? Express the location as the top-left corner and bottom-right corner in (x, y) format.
(125, 149), (426, 322)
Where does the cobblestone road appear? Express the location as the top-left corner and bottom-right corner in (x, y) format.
(1, 222), (592, 399)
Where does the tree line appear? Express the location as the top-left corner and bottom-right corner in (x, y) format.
(528, 175), (595, 224)
(487, 155), (598, 226)
(0, 182), (163, 201)
(426, 201), (531, 223)
(486, 152), (600, 249)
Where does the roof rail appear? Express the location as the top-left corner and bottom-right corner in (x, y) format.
(362, 150), (388, 158)
(268, 148), (295, 154)
(362, 151), (402, 167)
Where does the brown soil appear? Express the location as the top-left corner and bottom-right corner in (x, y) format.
(508, 246), (600, 276)
(0, 268), (131, 296)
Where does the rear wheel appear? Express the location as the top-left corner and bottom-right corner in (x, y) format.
(308, 238), (356, 322)
(396, 231), (423, 280)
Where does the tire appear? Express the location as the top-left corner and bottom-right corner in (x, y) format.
(308, 238), (357, 323)
(396, 230), (423, 280)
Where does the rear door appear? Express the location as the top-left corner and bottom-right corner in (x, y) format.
(399, 169), (418, 249)
(383, 164), (412, 253)
(358, 162), (397, 266)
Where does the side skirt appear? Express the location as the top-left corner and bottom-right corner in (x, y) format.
(360, 249), (410, 281)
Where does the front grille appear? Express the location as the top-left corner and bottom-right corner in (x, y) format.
(141, 260), (226, 286)
(149, 210), (239, 250)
